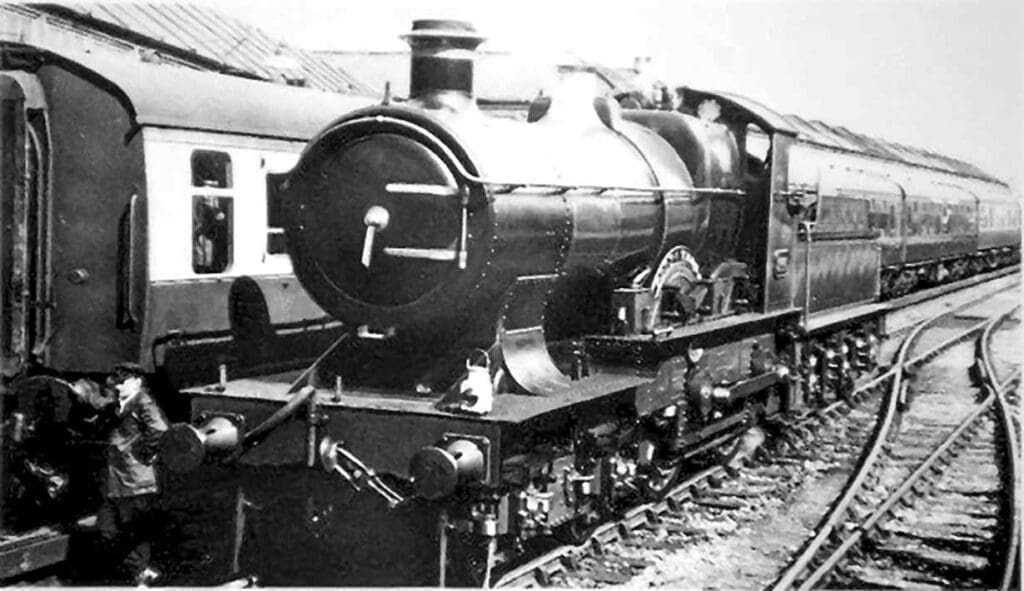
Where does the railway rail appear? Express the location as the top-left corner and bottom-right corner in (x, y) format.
(1, 270), (1014, 588)
(769, 301), (1020, 590)
(814, 307), (1020, 590)
(492, 272), (1019, 589)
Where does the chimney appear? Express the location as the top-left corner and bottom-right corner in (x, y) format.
(401, 19), (486, 101)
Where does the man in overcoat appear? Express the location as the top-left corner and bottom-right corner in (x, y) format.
(72, 363), (168, 586)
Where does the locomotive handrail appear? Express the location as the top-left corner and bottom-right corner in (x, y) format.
(797, 228), (882, 242)
(117, 191), (140, 329)
(347, 115), (746, 200)
(387, 181), (743, 201)
(387, 174), (746, 199)
(126, 192), (139, 328)
(476, 181), (745, 198)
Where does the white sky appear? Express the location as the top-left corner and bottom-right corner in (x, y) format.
(204, 0), (1023, 190)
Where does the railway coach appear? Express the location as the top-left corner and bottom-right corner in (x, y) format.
(0, 44), (370, 580)
(771, 114), (1020, 300)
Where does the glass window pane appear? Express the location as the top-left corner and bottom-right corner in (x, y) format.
(266, 173), (287, 254)
(192, 150), (232, 188)
(192, 195), (233, 273)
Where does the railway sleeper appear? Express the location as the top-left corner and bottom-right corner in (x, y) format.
(873, 542), (989, 579)
(880, 529), (993, 556)
(845, 564), (957, 590)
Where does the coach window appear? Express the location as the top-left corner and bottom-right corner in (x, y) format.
(266, 173), (287, 255)
(191, 150), (233, 274)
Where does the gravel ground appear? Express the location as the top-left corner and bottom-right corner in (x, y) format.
(841, 429), (1001, 589)
(618, 470), (850, 590)
(837, 314), (1017, 588)
(541, 396), (883, 589)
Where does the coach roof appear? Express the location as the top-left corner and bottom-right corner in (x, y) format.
(680, 85), (1004, 185)
(35, 46), (375, 141)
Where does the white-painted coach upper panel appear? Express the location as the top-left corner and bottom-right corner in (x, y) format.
(144, 128), (303, 282)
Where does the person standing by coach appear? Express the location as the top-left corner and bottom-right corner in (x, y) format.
(72, 363), (169, 586)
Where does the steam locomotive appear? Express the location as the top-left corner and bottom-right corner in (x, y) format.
(2, 16), (1018, 585)
(0, 44), (370, 580)
(153, 19), (1019, 585)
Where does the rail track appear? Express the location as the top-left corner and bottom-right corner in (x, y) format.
(492, 273), (1019, 589)
(769, 301), (1020, 590)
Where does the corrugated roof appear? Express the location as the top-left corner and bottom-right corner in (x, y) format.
(318, 49), (675, 109)
(26, 2), (372, 94)
(32, 45), (373, 139)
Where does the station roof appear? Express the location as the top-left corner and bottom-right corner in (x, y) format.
(319, 50), (571, 104)
(317, 49), (651, 106)
(33, 45), (373, 140)
(14, 3), (372, 94)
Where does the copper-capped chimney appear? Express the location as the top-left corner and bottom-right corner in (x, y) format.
(401, 19), (486, 103)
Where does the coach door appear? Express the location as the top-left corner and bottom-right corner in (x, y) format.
(0, 73), (51, 377)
